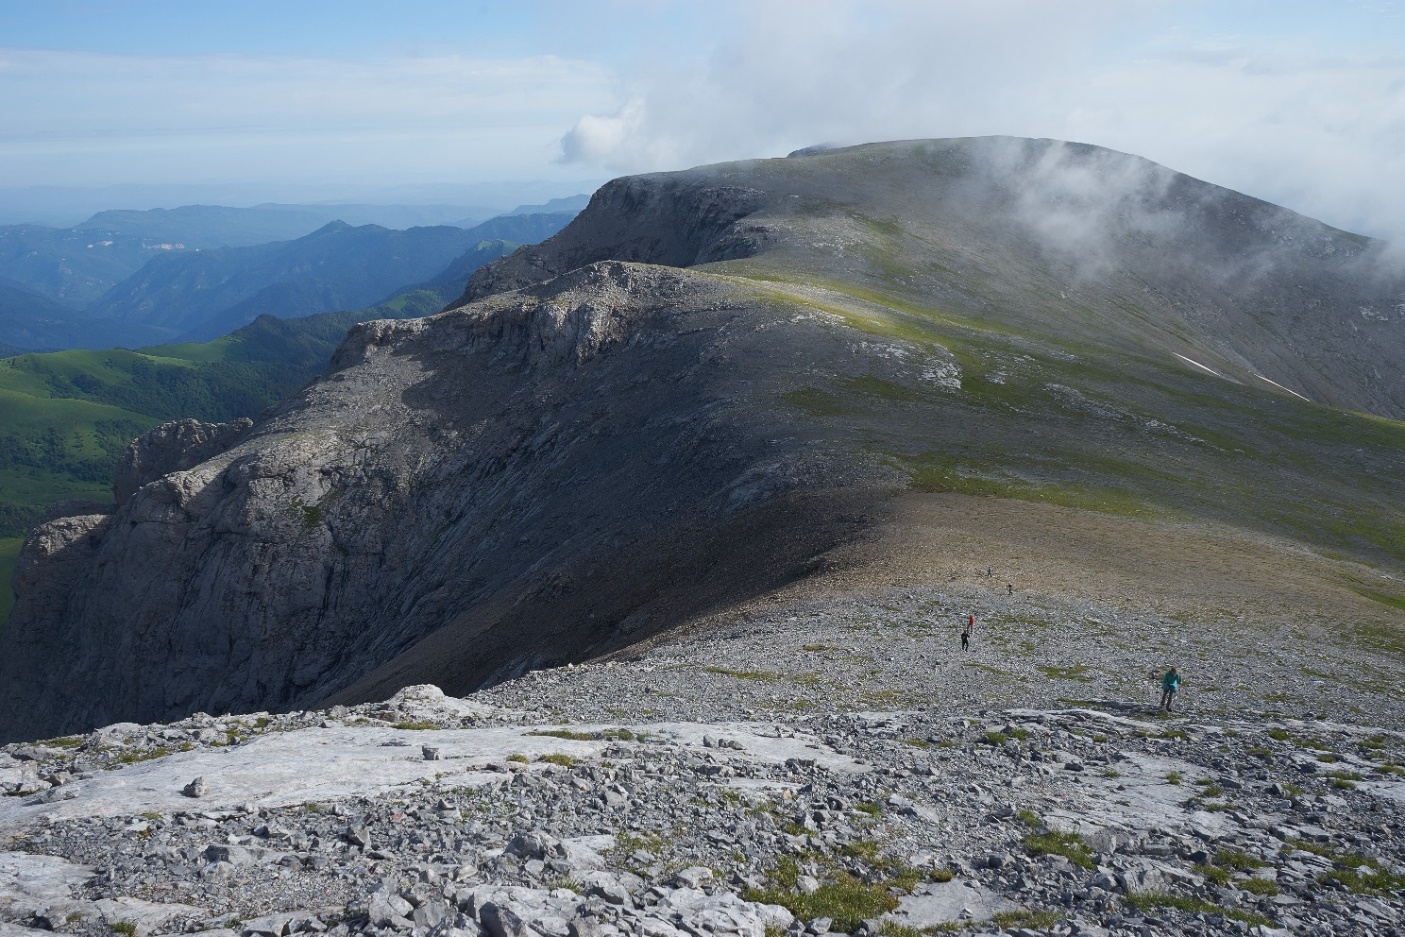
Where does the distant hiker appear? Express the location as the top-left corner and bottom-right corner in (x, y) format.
(1007, 583), (1014, 595)
(961, 619), (972, 651)
(1160, 667), (1181, 711)
(987, 566), (993, 577)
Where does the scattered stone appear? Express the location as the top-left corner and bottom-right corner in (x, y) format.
(3, 597), (1404, 937)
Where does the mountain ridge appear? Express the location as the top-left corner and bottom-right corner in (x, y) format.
(1, 136), (1402, 743)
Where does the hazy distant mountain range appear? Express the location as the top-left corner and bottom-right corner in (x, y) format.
(74, 203), (499, 249)
(0, 280), (133, 350)
(0, 208), (577, 349)
(0, 181), (604, 228)
(86, 221), (491, 342)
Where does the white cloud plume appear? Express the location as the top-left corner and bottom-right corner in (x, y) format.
(558, 0), (1405, 241)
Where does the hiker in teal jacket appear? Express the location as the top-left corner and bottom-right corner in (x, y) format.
(1160, 667), (1181, 711)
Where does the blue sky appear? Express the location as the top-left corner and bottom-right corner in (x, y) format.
(1, 1), (1403, 237)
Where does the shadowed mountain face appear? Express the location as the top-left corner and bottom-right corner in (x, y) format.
(2, 136), (1404, 742)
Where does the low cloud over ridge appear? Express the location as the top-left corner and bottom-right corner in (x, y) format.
(559, 0), (1405, 242)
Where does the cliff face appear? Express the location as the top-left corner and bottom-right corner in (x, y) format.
(4, 136), (1405, 742)
(0, 262), (882, 740)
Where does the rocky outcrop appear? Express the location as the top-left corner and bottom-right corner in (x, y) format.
(0, 261), (884, 742)
(453, 179), (771, 304)
(113, 418), (253, 505)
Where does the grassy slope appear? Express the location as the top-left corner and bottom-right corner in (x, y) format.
(709, 249), (1405, 574)
(705, 261), (1405, 661)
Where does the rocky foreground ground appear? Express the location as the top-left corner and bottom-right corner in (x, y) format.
(1, 586), (1402, 937)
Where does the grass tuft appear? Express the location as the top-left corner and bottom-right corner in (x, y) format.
(1023, 829), (1095, 869)
(1123, 891), (1269, 927)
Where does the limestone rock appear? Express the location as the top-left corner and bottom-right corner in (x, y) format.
(0, 259), (877, 742)
(113, 418), (253, 505)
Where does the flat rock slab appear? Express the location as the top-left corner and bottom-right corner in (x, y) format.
(0, 722), (859, 833)
(1048, 750), (1236, 839)
(0, 851), (93, 913)
(1362, 778), (1405, 805)
(649, 722), (866, 773)
(0, 924), (55, 937)
(887, 879), (1015, 926)
(93, 896), (206, 937)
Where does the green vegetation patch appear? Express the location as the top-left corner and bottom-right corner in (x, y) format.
(742, 855), (901, 933)
(1352, 587), (1405, 612)
(1123, 891), (1269, 927)
(526, 727), (637, 741)
(40, 735), (84, 749)
(705, 666), (779, 681)
(842, 374), (926, 403)
(114, 747), (170, 765)
(1023, 829), (1095, 869)
(1038, 664), (1092, 682)
(780, 387), (848, 417)
(1215, 848), (1264, 871)
(1316, 854), (1405, 897)
(991, 910), (1062, 931)
(1195, 864), (1231, 886)
(1240, 878), (1279, 896)
(899, 452), (1160, 520)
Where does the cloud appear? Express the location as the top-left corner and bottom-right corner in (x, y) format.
(0, 48), (618, 185)
(560, 99), (648, 164)
(557, 0), (1405, 241)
